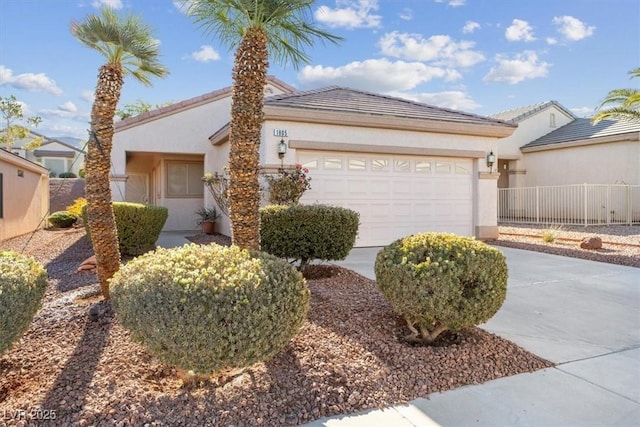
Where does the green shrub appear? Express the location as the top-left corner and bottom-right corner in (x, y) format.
(0, 251), (48, 355)
(110, 244), (309, 375)
(260, 204), (359, 269)
(375, 232), (508, 344)
(83, 202), (168, 256)
(48, 210), (78, 228)
(58, 172), (77, 178)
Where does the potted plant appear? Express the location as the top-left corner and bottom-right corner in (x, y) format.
(195, 206), (220, 235)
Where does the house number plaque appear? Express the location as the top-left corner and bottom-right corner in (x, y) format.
(273, 129), (288, 137)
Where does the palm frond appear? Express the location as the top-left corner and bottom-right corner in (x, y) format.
(71, 7), (168, 86)
(184, 0), (343, 68)
(592, 107), (640, 124)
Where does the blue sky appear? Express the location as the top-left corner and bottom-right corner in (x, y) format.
(0, 0), (638, 140)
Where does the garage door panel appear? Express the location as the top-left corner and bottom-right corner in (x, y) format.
(298, 151), (474, 247)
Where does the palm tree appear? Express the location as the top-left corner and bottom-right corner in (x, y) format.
(72, 8), (168, 298)
(186, 0), (342, 250)
(592, 68), (640, 124)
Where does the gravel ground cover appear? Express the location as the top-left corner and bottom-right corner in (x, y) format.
(3, 224), (635, 426)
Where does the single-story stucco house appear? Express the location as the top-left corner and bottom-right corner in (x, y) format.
(491, 101), (640, 188)
(0, 148), (49, 241)
(9, 130), (86, 178)
(492, 101), (640, 224)
(112, 77), (517, 246)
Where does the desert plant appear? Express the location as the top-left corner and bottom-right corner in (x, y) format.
(47, 211), (78, 228)
(375, 232), (508, 344)
(0, 251), (48, 355)
(185, 0), (342, 250)
(542, 225), (562, 243)
(260, 204), (359, 270)
(264, 165), (311, 205)
(109, 244), (309, 375)
(202, 170), (229, 217)
(58, 172), (77, 178)
(194, 206), (220, 225)
(66, 197), (87, 218)
(83, 202), (168, 256)
(72, 7), (168, 298)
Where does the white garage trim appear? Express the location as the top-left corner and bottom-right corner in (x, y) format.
(290, 139), (485, 159)
(297, 150), (475, 247)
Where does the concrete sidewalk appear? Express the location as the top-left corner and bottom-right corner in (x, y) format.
(156, 233), (640, 426)
(309, 246), (640, 427)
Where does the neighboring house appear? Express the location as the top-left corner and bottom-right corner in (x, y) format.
(0, 148), (49, 241)
(9, 130), (86, 177)
(491, 101), (640, 188)
(112, 77), (516, 246)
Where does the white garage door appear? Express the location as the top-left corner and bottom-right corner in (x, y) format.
(297, 151), (474, 247)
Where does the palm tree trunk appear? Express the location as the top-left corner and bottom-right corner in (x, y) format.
(228, 26), (268, 250)
(86, 63), (123, 298)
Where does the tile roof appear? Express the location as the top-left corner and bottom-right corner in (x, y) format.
(115, 76), (296, 130)
(522, 118), (640, 149)
(491, 100), (576, 123)
(265, 86), (514, 128)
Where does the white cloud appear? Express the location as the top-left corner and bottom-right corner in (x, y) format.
(80, 90), (94, 102)
(298, 58), (460, 92)
(483, 51), (550, 84)
(39, 123), (88, 140)
(0, 65), (63, 95)
(378, 32), (485, 68)
(314, 0), (382, 30)
(190, 45), (220, 62)
(39, 106), (89, 121)
(399, 8), (413, 21)
(570, 106), (595, 117)
(434, 0), (466, 7)
(462, 21), (480, 34)
(546, 37), (558, 45)
(59, 101), (78, 113)
(92, 0), (123, 9)
(553, 16), (595, 41)
(505, 19), (536, 42)
(386, 90), (480, 111)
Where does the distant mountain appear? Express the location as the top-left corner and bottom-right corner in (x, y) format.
(54, 136), (84, 148)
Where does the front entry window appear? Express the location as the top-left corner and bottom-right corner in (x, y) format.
(166, 161), (204, 198)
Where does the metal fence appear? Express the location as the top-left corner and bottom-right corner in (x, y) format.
(498, 184), (640, 226)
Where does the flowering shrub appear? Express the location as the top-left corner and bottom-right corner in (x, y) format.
(265, 164), (311, 205)
(202, 170), (229, 217)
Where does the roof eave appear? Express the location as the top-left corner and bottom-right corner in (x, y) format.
(263, 106), (517, 138)
(521, 131), (640, 152)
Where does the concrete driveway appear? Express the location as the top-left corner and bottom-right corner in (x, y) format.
(316, 245), (640, 427)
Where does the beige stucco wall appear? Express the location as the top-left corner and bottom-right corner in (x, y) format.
(498, 105), (574, 161)
(0, 150), (49, 241)
(113, 83), (290, 231)
(522, 139), (639, 186)
(25, 141), (85, 177)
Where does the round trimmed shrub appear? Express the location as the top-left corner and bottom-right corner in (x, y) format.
(375, 232), (508, 344)
(83, 202), (168, 256)
(48, 210), (78, 228)
(0, 251), (48, 355)
(260, 204), (359, 269)
(109, 244), (309, 375)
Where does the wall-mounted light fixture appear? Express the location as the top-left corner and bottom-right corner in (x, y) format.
(486, 151), (496, 171)
(278, 139), (287, 159)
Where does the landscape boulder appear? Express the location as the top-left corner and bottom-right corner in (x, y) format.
(580, 236), (603, 250)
